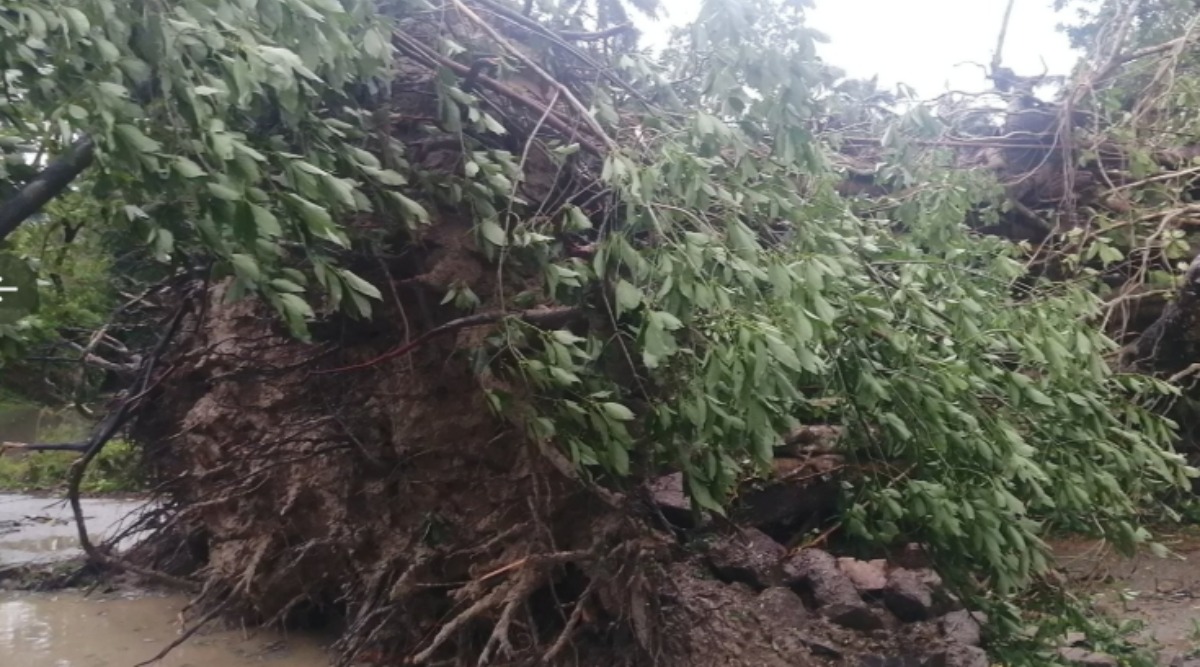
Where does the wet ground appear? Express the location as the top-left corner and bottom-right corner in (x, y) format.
(0, 493), (146, 567)
(0, 493), (334, 666)
(1055, 532), (1200, 665)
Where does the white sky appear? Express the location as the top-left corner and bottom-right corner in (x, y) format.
(644, 0), (1082, 99)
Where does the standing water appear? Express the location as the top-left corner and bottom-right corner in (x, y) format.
(0, 401), (335, 666)
(0, 591), (332, 666)
(0, 495), (336, 666)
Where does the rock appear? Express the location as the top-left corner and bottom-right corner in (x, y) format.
(939, 610), (982, 647)
(783, 549), (885, 631)
(751, 586), (845, 659)
(798, 634), (843, 658)
(705, 528), (786, 588)
(925, 645), (990, 667)
(917, 568), (944, 590)
(648, 473), (693, 526)
(752, 586), (810, 628)
(839, 557), (888, 595)
(884, 568), (934, 622)
(858, 655), (924, 667)
(731, 457), (841, 528)
(893, 543), (932, 569)
(825, 603), (887, 631)
(1059, 647), (1119, 667)
(1170, 658), (1200, 667)
(1063, 631), (1087, 647)
(784, 549), (863, 606)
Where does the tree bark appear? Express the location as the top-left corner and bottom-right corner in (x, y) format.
(0, 135), (95, 242)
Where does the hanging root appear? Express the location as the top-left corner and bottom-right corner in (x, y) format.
(409, 550), (592, 665)
(542, 575), (598, 663)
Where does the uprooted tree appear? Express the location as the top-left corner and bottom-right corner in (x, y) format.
(4, 0), (1200, 664)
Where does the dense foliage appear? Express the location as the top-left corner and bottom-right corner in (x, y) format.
(0, 0), (1196, 654)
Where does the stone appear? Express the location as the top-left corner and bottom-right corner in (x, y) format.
(825, 603), (887, 631)
(731, 457), (841, 528)
(752, 586), (810, 628)
(1063, 631), (1087, 647)
(783, 549), (886, 630)
(1170, 658), (1200, 667)
(797, 634), (843, 658)
(784, 549), (863, 605)
(858, 655), (924, 667)
(648, 473), (692, 526)
(925, 644), (990, 667)
(939, 610), (982, 647)
(884, 568), (934, 622)
(1059, 647), (1119, 667)
(839, 557), (888, 595)
(705, 528), (786, 588)
(893, 543), (932, 569)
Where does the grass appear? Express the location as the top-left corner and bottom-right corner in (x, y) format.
(0, 406), (144, 494)
(0, 438), (144, 494)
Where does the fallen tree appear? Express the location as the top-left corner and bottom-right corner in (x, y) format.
(2, 0), (1199, 665)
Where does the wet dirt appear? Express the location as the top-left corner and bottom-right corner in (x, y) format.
(0, 590), (332, 666)
(1055, 531), (1200, 664)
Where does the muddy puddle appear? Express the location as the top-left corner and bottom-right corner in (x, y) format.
(0, 590), (332, 666)
(0, 494), (333, 665)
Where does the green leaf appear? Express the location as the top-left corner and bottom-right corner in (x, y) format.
(601, 402), (635, 422)
(615, 280), (642, 314)
(340, 270), (382, 299)
(270, 279), (305, 293)
(62, 7), (90, 33)
(115, 124), (161, 153)
(686, 476), (726, 515)
(480, 219), (508, 246)
(765, 334), (801, 372)
(565, 205), (592, 231)
(250, 204), (282, 237)
(172, 157), (206, 178)
(207, 182), (241, 200)
(389, 192), (430, 223)
(230, 253), (261, 282)
(608, 440), (630, 475)
(1026, 387), (1056, 407)
(363, 166), (407, 186)
(279, 293), (315, 320)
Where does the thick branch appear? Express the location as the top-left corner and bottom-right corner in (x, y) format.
(0, 135), (95, 242)
(1, 440), (89, 453)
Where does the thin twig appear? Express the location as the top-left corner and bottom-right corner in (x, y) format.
(449, 0), (618, 151)
(133, 595), (233, 667)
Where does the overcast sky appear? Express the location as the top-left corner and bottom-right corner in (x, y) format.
(644, 0), (1082, 98)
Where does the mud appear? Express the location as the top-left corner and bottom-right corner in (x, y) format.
(0, 590), (331, 666)
(1055, 533), (1200, 664)
(0, 494), (147, 567)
